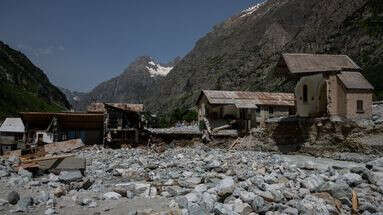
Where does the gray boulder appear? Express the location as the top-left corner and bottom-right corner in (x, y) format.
(175, 196), (188, 209)
(0, 169), (10, 177)
(251, 196), (264, 213)
(18, 168), (33, 179)
(214, 203), (234, 215)
(338, 173), (363, 186)
(216, 177), (235, 196)
(239, 191), (256, 203)
(184, 192), (202, 204)
(233, 199), (253, 215)
(301, 174), (325, 192)
(202, 192), (216, 212)
(351, 166), (377, 184)
(317, 181), (352, 205)
(7, 191), (19, 205)
(366, 157), (383, 170)
(297, 195), (329, 215)
(58, 170), (83, 183)
(180, 177), (202, 187)
(0, 198), (8, 206)
(45, 208), (57, 215)
(17, 196), (34, 211)
(188, 202), (208, 215)
(103, 192), (122, 200)
(284, 207), (299, 215)
(194, 184), (208, 193)
(37, 191), (50, 203)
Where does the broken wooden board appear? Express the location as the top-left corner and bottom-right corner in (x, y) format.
(20, 154), (86, 173)
(212, 124), (232, 133)
(44, 139), (85, 154)
(352, 190), (359, 215)
(37, 156), (86, 172)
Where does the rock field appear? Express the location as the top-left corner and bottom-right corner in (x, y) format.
(0, 144), (383, 215)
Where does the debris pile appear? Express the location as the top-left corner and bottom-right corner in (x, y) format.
(1, 145), (382, 214)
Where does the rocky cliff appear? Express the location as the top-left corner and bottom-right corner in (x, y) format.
(0, 41), (71, 118)
(145, 0), (382, 113)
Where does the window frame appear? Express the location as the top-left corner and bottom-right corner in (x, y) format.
(356, 100), (364, 113)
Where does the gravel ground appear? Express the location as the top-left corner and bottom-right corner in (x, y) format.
(0, 144), (383, 214)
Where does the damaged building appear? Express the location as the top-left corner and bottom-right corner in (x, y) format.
(20, 102), (146, 147)
(277, 53), (374, 120)
(20, 112), (104, 145)
(196, 90), (295, 134)
(87, 103), (145, 146)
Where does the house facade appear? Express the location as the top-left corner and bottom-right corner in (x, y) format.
(196, 90), (295, 133)
(278, 53), (374, 120)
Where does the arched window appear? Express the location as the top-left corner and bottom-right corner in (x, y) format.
(303, 85), (308, 102)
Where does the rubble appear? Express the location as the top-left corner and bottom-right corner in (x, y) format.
(0, 144), (382, 214)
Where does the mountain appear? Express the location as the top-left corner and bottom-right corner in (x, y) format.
(144, 0), (383, 113)
(0, 41), (71, 118)
(69, 56), (180, 111)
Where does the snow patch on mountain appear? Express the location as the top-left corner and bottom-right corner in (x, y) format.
(240, 2), (264, 18)
(146, 61), (173, 77)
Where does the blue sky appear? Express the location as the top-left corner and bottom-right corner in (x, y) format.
(0, 0), (258, 92)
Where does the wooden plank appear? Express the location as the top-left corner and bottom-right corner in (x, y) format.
(352, 190), (359, 215)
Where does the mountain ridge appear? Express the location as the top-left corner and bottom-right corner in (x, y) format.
(0, 41), (71, 118)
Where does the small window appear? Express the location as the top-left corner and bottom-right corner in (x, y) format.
(269, 107), (274, 115)
(357, 100), (364, 113)
(303, 85), (308, 102)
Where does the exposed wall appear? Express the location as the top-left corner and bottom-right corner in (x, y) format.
(295, 74), (326, 117)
